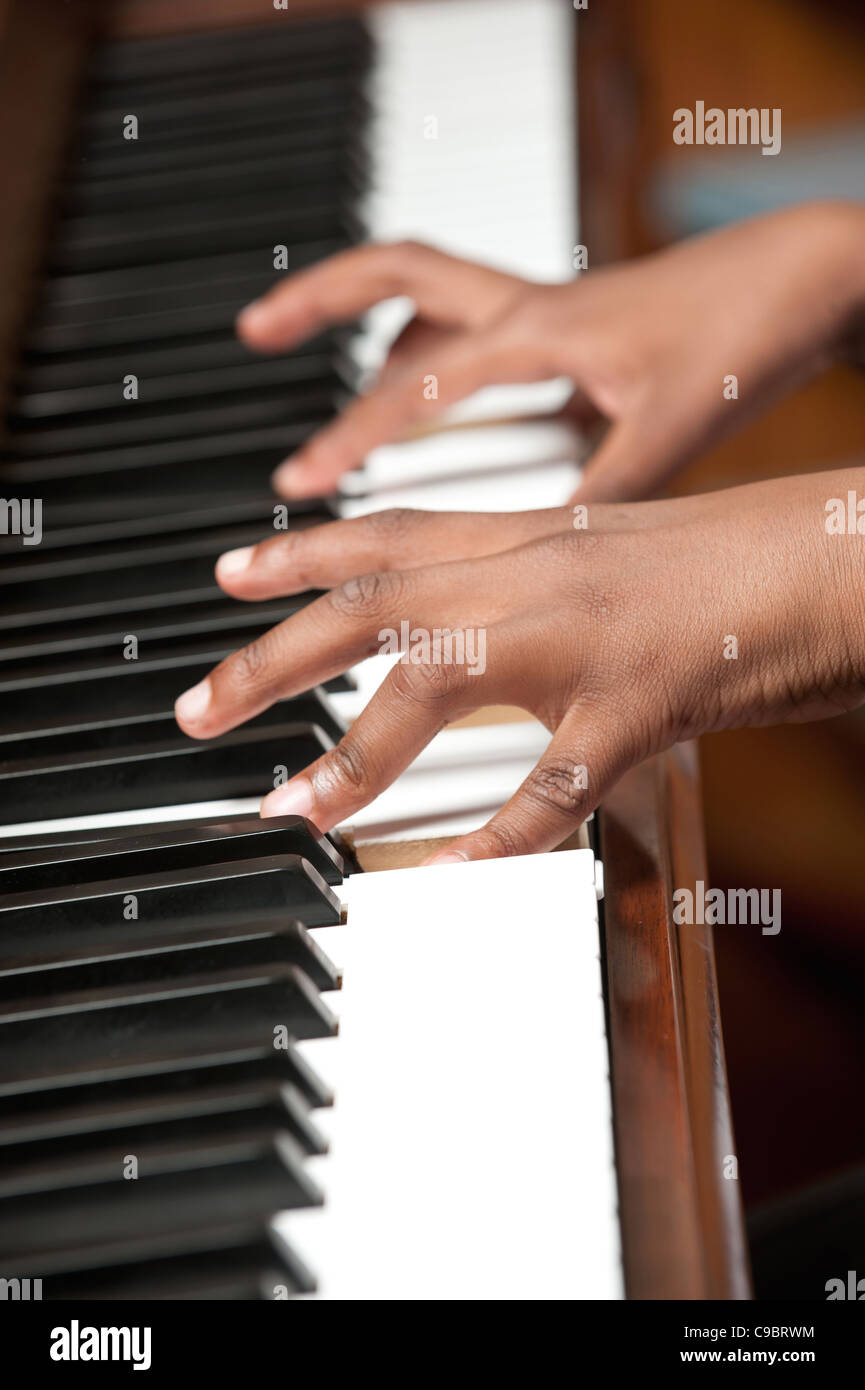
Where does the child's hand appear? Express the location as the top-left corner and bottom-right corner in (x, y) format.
(238, 202), (865, 505)
(176, 470), (865, 859)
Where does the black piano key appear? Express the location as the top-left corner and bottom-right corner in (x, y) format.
(45, 1231), (310, 1300)
(0, 917), (340, 999)
(0, 719), (333, 822)
(25, 247), (351, 351)
(0, 855), (341, 965)
(50, 194), (361, 275)
(0, 507), (334, 628)
(67, 119), (361, 190)
(64, 144), (361, 217)
(0, 803), (356, 871)
(0, 1132), (322, 1261)
(0, 1068), (324, 1152)
(87, 24), (369, 89)
(0, 494), (293, 555)
(0, 428), (331, 532)
(0, 502), (316, 573)
(0, 1038), (331, 1112)
(0, 595), (305, 661)
(6, 379), (340, 456)
(36, 245), (279, 311)
(17, 326), (346, 394)
(0, 688), (342, 759)
(80, 70), (367, 144)
(78, 95), (366, 171)
(0, 913), (338, 992)
(86, 17), (368, 84)
(0, 1077), (327, 1171)
(0, 645), (346, 732)
(0, 421), (327, 490)
(12, 350), (335, 420)
(17, 1219), (313, 1297)
(19, 330), (251, 390)
(51, 1251), (308, 1301)
(0, 961), (336, 1092)
(0, 813), (343, 892)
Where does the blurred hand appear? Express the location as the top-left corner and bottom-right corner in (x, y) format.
(237, 202), (865, 505)
(175, 470), (865, 860)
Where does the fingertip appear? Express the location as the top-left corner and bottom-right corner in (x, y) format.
(260, 776), (315, 820)
(216, 546), (255, 587)
(271, 460), (320, 498)
(423, 848), (470, 867)
(235, 300), (271, 341)
(174, 677), (213, 734)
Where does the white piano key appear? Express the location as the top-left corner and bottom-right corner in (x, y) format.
(341, 463), (578, 516)
(282, 850), (622, 1300)
(339, 420), (583, 496)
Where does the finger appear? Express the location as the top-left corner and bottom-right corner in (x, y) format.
(175, 556), (503, 739)
(424, 709), (636, 862)
(272, 322), (542, 497)
(559, 384), (606, 430)
(569, 418), (652, 504)
(571, 397), (712, 505)
(215, 506), (571, 600)
(260, 647), (508, 830)
(237, 240), (526, 353)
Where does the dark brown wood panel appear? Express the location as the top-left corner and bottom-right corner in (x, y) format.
(0, 0), (103, 415)
(600, 746), (751, 1298)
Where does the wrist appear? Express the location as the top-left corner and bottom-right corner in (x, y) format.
(822, 470), (865, 687)
(808, 201), (865, 367)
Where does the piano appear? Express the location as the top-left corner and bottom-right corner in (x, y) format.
(0, 0), (750, 1299)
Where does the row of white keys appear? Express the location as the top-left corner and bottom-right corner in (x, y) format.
(280, 849), (621, 1300)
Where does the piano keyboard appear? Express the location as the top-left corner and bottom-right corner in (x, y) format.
(0, 0), (621, 1298)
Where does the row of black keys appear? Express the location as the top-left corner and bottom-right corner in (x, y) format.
(0, 813), (349, 1298)
(0, 499), (353, 823)
(0, 15), (368, 826)
(0, 16), (372, 1296)
(2, 17), (371, 529)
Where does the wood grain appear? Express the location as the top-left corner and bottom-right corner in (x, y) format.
(599, 747), (751, 1298)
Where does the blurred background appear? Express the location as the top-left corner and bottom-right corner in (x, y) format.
(578, 0), (865, 1295)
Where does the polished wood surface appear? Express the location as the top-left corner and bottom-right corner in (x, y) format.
(600, 745), (750, 1298)
(578, 0), (865, 1225)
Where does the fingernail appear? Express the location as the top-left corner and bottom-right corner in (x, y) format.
(271, 461), (306, 496)
(175, 678), (212, 726)
(237, 300), (267, 332)
(217, 546), (254, 580)
(424, 849), (469, 867)
(261, 777), (314, 820)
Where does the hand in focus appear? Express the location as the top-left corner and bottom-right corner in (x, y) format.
(175, 471), (865, 859)
(238, 202), (865, 505)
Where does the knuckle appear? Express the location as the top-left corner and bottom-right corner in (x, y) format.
(391, 653), (470, 706)
(361, 507), (420, 551)
(320, 738), (370, 797)
(497, 286), (551, 340)
(479, 820), (526, 860)
(524, 759), (589, 818)
(225, 633), (277, 694)
(326, 569), (404, 622)
(537, 531), (615, 621)
(541, 529), (600, 565)
(267, 528), (321, 591)
(389, 237), (432, 266)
